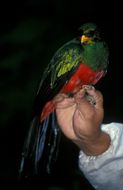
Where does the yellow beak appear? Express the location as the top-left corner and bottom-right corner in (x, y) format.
(81, 35), (92, 43)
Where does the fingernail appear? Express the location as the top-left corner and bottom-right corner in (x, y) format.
(82, 85), (95, 90)
(74, 89), (85, 101)
(53, 94), (64, 102)
(78, 90), (85, 98)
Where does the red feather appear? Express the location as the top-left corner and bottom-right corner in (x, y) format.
(41, 63), (105, 121)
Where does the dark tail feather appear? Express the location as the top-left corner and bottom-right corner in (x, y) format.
(35, 115), (50, 172)
(18, 112), (61, 180)
(46, 112), (61, 174)
(35, 111), (61, 174)
(18, 116), (40, 180)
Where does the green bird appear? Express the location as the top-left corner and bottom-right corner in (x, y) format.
(19, 22), (109, 179)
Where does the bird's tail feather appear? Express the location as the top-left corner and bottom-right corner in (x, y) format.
(18, 112), (61, 180)
(35, 111), (61, 174)
(46, 112), (61, 174)
(35, 115), (50, 172)
(18, 116), (40, 180)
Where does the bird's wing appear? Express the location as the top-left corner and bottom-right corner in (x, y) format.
(33, 39), (82, 116)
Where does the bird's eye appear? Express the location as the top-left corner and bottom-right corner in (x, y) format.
(88, 30), (95, 37)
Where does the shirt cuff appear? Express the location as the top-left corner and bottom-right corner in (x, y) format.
(79, 123), (116, 163)
(78, 122), (123, 190)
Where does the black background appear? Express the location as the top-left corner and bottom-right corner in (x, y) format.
(0, 0), (123, 189)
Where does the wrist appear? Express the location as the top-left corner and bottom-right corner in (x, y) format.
(74, 131), (111, 156)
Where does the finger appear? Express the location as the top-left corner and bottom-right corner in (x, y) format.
(53, 93), (68, 103)
(75, 95), (95, 119)
(54, 95), (75, 109)
(82, 85), (95, 91)
(84, 88), (103, 109)
(74, 88), (86, 103)
(74, 86), (96, 106)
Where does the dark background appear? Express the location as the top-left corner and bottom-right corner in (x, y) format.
(0, 0), (123, 189)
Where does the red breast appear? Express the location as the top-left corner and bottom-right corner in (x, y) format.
(61, 63), (105, 93)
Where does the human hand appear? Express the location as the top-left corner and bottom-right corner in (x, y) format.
(54, 85), (110, 155)
(54, 86), (103, 141)
(73, 85), (104, 142)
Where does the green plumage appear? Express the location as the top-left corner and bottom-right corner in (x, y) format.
(40, 23), (109, 90)
(50, 40), (83, 87)
(81, 41), (109, 70)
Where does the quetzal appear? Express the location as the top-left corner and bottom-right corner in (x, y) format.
(19, 22), (109, 179)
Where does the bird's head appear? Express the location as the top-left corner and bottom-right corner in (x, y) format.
(79, 23), (100, 44)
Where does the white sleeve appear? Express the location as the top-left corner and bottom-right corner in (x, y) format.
(78, 122), (123, 190)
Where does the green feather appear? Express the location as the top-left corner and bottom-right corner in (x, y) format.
(40, 23), (109, 89)
(56, 47), (82, 77)
(49, 41), (83, 87)
(82, 42), (109, 71)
